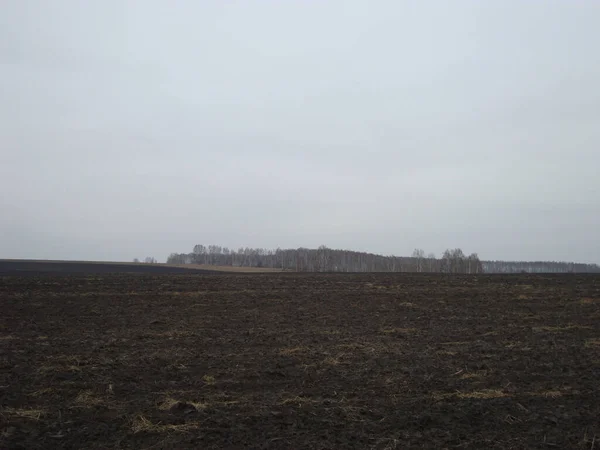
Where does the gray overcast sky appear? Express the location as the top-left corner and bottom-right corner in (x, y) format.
(1, 1), (599, 263)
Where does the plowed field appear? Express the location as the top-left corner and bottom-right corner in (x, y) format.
(1, 272), (599, 449)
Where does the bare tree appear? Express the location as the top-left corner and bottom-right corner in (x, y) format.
(467, 253), (483, 274)
(317, 245), (330, 272)
(450, 248), (466, 273)
(427, 253), (436, 272)
(441, 249), (452, 273)
(412, 249), (425, 272)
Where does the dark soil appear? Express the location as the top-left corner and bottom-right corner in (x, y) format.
(0, 260), (219, 276)
(1, 271), (599, 449)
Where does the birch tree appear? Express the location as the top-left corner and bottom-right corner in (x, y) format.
(412, 249), (425, 272)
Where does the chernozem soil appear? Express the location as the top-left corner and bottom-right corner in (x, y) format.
(1, 272), (599, 449)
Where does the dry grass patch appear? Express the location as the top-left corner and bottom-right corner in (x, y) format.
(279, 346), (308, 356)
(38, 355), (84, 368)
(458, 389), (507, 399)
(482, 331), (498, 336)
(520, 389), (566, 398)
(435, 389), (507, 400)
(74, 390), (104, 407)
(319, 329), (342, 336)
(131, 415), (201, 434)
(460, 371), (489, 380)
(440, 341), (469, 346)
(169, 291), (209, 298)
(503, 340), (532, 351)
(379, 327), (417, 335)
(533, 325), (592, 332)
(540, 390), (562, 398)
(322, 353), (346, 365)
(30, 387), (55, 397)
(279, 395), (321, 406)
(165, 363), (188, 371)
(585, 338), (600, 348)
(337, 342), (367, 351)
(1, 407), (44, 420)
(580, 297), (600, 304)
(202, 375), (215, 385)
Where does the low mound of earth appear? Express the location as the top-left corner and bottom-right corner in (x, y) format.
(1, 272), (599, 448)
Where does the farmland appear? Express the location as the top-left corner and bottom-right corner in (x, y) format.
(1, 268), (599, 449)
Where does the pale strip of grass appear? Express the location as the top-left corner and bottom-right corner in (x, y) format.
(163, 264), (285, 273)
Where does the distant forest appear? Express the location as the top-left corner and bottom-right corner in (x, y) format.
(166, 245), (600, 274)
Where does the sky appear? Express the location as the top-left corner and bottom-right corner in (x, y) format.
(1, 0), (599, 264)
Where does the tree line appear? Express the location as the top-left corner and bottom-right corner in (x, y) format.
(165, 244), (600, 273)
(133, 257), (157, 264)
(166, 245), (484, 273)
(482, 260), (600, 273)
